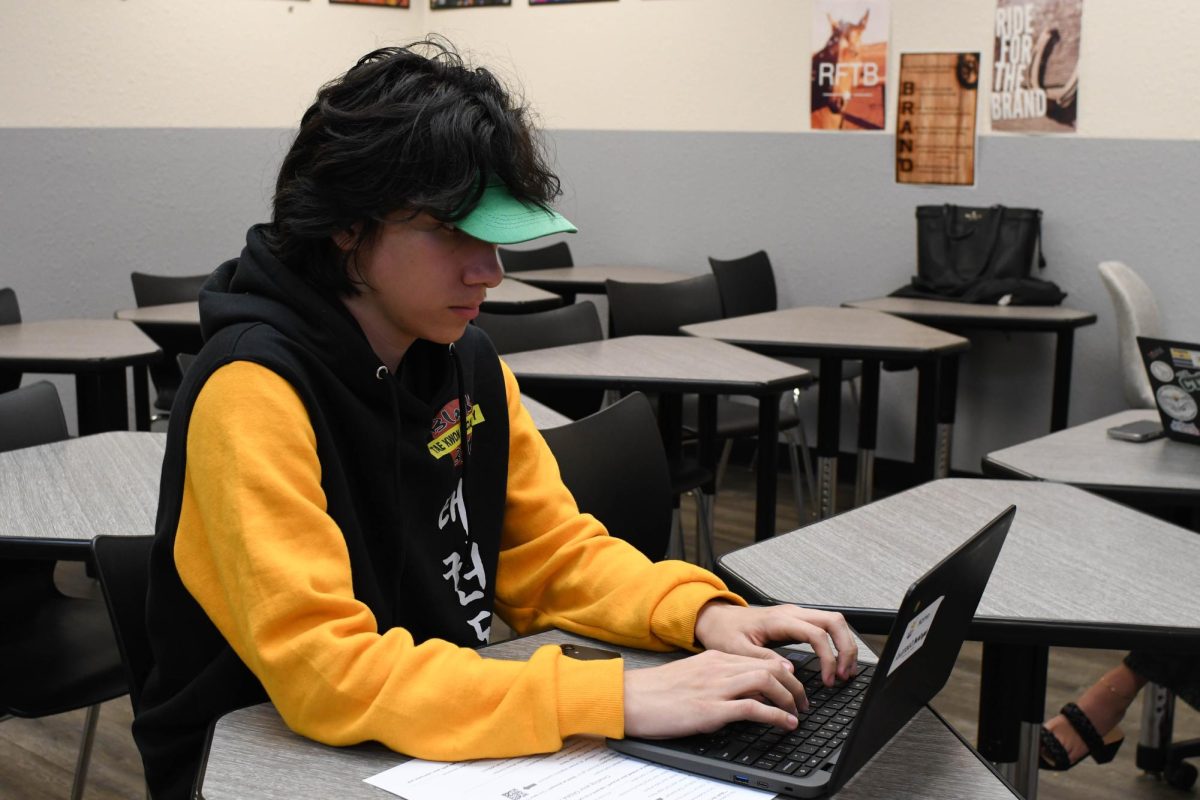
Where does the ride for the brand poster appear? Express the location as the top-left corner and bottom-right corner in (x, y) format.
(991, 0), (1082, 133)
(811, 0), (890, 131)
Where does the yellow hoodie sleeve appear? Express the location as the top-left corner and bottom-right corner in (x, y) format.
(494, 363), (746, 653)
(176, 361), (628, 759)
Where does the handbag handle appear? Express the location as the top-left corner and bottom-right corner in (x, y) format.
(941, 204), (1006, 282)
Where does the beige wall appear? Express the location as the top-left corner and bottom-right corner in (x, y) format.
(2, 0), (1198, 138)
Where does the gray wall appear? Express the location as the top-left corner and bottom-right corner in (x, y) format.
(2, 128), (1197, 470)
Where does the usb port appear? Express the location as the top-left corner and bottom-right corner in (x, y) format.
(733, 774), (750, 784)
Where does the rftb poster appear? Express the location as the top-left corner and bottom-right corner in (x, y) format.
(811, 0), (890, 131)
(991, 0), (1082, 133)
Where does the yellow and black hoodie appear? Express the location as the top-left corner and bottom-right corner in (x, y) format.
(134, 225), (744, 799)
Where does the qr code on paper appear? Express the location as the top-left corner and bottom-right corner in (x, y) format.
(501, 790), (528, 800)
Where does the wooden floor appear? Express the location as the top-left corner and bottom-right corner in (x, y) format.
(3, 467), (1197, 799)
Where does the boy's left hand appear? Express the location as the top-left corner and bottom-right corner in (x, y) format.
(694, 602), (859, 686)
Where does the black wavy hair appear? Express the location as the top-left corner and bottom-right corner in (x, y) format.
(264, 38), (562, 296)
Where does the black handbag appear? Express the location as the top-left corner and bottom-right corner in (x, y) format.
(893, 204), (1066, 305)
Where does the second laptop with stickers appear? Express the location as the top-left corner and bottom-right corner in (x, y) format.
(1138, 336), (1200, 445)
(608, 505), (1015, 797)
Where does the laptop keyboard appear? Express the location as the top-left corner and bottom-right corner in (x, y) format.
(657, 659), (874, 778)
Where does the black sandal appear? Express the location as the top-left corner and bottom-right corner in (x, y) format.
(1039, 702), (1125, 771)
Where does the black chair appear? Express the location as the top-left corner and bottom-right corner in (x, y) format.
(0, 382), (128, 800)
(91, 535), (155, 715)
(475, 302), (605, 420)
(541, 393), (672, 561)
(498, 241), (573, 273)
(0, 287), (22, 394)
(130, 271), (208, 419)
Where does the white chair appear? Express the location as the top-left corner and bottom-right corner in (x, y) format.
(1097, 261), (1161, 409)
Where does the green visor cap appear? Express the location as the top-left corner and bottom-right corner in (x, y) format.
(455, 182), (577, 245)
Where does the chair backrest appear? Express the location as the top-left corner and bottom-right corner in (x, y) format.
(1098, 261), (1162, 409)
(540, 392), (672, 561)
(0, 288), (22, 393)
(91, 535), (155, 711)
(476, 303), (604, 420)
(0, 381), (69, 453)
(708, 250), (778, 318)
(606, 273), (723, 338)
(130, 272), (209, 412)
(498, 241), (573, 273)
(130, 272), (209, 308)
(476, 301), (603, 355)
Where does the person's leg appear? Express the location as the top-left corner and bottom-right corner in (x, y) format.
(1124, 651), (1200, 712)
(1043, 660), (1146, 764)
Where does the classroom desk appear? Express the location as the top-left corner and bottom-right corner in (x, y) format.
(681, 308), (969, 518)
(502, 335), (812, 542)
(521, 395), (571, 429)
(842, 297), (1096, 432)
(114, 277), (563, 328)
(509, 265), (689, 305)
(0, 319), (161, 433)
(115, 301), (200, 328)
(483, 278), (564, 313)
(0, 431), (165, 560)
(197, 629), (1020, 800)
(983, 408), (1200, 505)
(717, 478), (1200, 799)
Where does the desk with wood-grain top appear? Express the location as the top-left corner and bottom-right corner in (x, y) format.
(114, 278), (564, 327)
(508, 265), (689, 305)
(0, 431), (165, 560)
(502, 335), (812, 541)
(197, 628), (1019, 800)
(717, 478), (1200, 798)
(681, 307), (969, 518)
(984, 408), (1200, 504)
(843, 297), (1096, 432)
(0, 319), (161, 433)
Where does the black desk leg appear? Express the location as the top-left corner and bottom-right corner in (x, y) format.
(935, 354), (960, 479)
(914, 360), (939, 482)
(816, 358), (842, 519)
(133, 365), (151, 432)
(657, 393), (686, 560)
(753, 392), (780, 543)
(854, 359), (881, 507)
(978, 642), (1049, 800)
(697, 394), (719, 565)
(75, 370), (130, 435)
(1051, 330), (1075, 432)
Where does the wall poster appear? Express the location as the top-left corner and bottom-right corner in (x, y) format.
(991, 0), (1082, 133)
(895, 52), (980, 186)
(431, 0), (509, 8)
(331, 0), (408, 6)
(810, 0), (890, 131)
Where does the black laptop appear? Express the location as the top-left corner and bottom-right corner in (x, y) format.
(1138, 336), (1200, 444)
(608, 505), (1015, 797)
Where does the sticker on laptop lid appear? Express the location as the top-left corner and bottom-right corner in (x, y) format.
(1157, 385), (1198, 422)
(1150, 361), (1175, 383)
(1169, 348), (1200, 368)
(1170, 420), (1200, 437)
(1178, 370), (1200, 394)
(887, 595), (944, 677)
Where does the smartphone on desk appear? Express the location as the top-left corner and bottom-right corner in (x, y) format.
(1107, 419), (1164, 442)
(560, 643), (621, 661)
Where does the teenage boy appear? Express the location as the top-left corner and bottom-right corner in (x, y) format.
(135, 40), (857, 799)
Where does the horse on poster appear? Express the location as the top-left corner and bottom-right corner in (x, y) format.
(811, 10), (873, 127)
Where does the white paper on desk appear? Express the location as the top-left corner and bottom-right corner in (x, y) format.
(364, 736), (771, 800)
